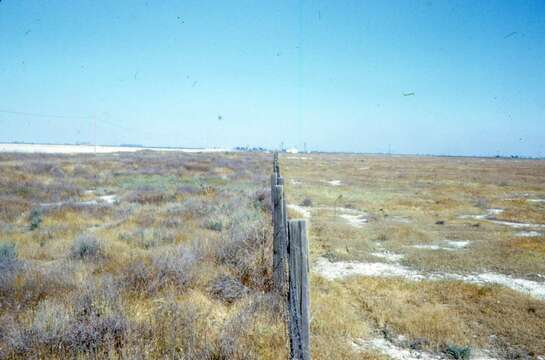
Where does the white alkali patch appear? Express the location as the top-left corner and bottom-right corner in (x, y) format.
(340, 214), (368, 228)
(314, 257), (545, 300)
(327, 180), (343, 186)
(287, 204), (311, 219)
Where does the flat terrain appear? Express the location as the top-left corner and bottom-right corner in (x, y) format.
(283, 153), (545, 359)
(0, 151), (285, 359)
(0, 143), (229, 154)
(1, 151), (544, 359)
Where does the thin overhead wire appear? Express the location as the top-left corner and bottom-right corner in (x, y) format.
(0, 109), (175, 138)
(0, 108), (194, 145)
(0, 109), (93, 119)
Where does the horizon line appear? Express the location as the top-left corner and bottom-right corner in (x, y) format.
(0, 141), (544, 160)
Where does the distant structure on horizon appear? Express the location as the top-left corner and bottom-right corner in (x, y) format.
(234, 146), (268, 152)
(286, 148), (299, 154)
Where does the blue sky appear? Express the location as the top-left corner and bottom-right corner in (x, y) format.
(1, 1), (544, 156)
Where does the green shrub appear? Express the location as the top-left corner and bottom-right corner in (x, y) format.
(0, 242), (17, 261)
(29, 208), (43, 231)
(444, 345), (471, 360)
(301, 198), (313, 207)
(204, 219), (223, 232)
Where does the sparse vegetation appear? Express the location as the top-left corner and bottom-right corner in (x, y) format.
(0, 151), (286, 359)
(283, 153), (545, 358)
(1, 151), (545, 359)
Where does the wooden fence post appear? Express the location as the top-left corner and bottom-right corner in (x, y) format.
(271, 152), (311, 359)
(277, 176), (289, 236)
(272, 184), (287, 292)
(273, 151), (280, 174)
(288, 219), (310, 360)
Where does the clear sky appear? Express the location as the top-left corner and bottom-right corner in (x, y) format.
(1, 1), (544, 156)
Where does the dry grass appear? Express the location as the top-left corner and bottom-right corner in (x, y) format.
(0, 151), (287, 359)
(343, 276), (545, 357)
(283, 153), (545, 358)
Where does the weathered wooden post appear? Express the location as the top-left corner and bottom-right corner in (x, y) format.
(272, 151), (287, 293)
(272, 183), (287, 292)
(271, 152), (310, 358)
(277, 176), (289, 236)
(288, 219), (310, 360)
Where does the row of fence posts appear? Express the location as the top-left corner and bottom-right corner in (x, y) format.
(271, 152), (310, 360)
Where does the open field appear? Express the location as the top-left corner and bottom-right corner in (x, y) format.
(284, 153), (545, 359)
(1, 151), (544, 359)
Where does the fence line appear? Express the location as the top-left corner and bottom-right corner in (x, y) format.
(272, 183), (287, 292)
(271, 152), (311, 360)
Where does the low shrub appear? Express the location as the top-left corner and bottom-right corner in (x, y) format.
(199, 183), (217, 196)
(0, 242), (20, 296)
(70, 235), (103, 260)
(161, 217), (182, 229)
(204, 218), (223, 232)
(209, 275), (249, 304)
(10, 179), (80, 203)
(376, 233), (388, 241)
(301, 198), (313, 207)
(126, 188), (173, 205)
(121, 259), (154, 294)
(0, 195), (31, 222)
(121, 246), (198, 295)
(1, 261), (75, 322)
(119, 228), (176, 249)
(0, 241), (17, 268)
(219, 294), (286, 359)
(147, 298), (218, 358)
(475, 197), (488, 210)
(150, 246), (197, 291)
(254, 188), (272, 213)
(176, 184), (200, 195)
(215, 205), (273, 291)
(175, 198), (214, 218)
(49, 166), (65, 178)
(184, 162), (211, 173)
(29, 208), (43, 231)
(1, 281), (129, 358)
(443, 344), (471, 360)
